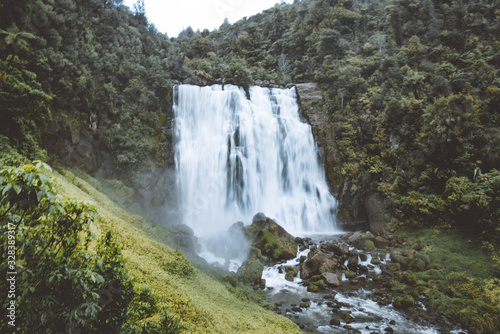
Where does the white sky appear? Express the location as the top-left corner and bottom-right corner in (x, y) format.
(123, 0), (293, 37)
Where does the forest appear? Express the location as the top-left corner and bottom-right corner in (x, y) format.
(1, 0), (500, 332)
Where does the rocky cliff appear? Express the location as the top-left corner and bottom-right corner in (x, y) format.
(294, 83), (386, 234)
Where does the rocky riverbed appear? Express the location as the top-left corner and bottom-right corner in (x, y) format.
(259, 232), (467, 334)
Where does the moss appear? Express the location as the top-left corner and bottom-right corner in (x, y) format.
(363, 240), (375, 251)
(404, 272), (417, 285)
(387, 279), (408, 291)
(307, 285), (319, 293)
(394, 295), (414, 309)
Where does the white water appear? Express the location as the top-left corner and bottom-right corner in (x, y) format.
(262, 247), (442, 334)
(174, 84), (338, 236)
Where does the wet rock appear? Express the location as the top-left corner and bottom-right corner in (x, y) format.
(374, 236), (389, 249)
(291, 307), (302, 312)
(359, 253), (368, 262)
(344, 270), (356, 279)
(246, 213), (298, 263)
(389, 320), (396, 325)
(285, 266), (298, 282)
(300, 302), (310, 308)
(333, 243), (351, 257)
(384, 327), (394, 333)
(348, 253), (359, 269)
(236, 259), (264, 285)
(307, 285), (319, 292)
(371, 256), (381, 265)
(330, 318), (341, 326)
(322, 272), (341, 287)
(341, 311), (355, 324)
(300, 251), (339, 279)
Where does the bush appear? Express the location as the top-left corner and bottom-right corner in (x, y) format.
(0, 162), (184, 333)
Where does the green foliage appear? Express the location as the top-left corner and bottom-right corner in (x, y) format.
(0, 162), (184, 333)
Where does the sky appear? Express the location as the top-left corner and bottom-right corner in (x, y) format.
(123, 0), (293, 37)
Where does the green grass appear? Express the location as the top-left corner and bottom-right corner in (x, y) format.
(52, 169), (301, 334)
(396, 228), (500, 333)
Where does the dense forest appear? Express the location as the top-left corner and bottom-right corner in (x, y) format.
(1, 0), (500, 332)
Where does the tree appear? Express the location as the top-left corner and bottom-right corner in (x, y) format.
(277, 53), (291, 85)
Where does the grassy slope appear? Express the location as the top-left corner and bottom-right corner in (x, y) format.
(53, 169), (301, 334)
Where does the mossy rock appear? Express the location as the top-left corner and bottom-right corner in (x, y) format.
(307, 285), (319, 292)
(393, 295), (414, 309)
(344, 270), (356, 279)
(363, 240), (375, 251)
(403, 272), (417, 285)
(246, 213), (298, 263)
(236, 259), (264, 285)
(222, 274), (238, 287)
(285, 266), (298, 282)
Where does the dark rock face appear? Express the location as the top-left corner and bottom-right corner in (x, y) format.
(294, 83), (390, 234)
(295, 83), (339, 191)
(246, 213), (298, 263)
(44, 112), (179, 227)
(365, 193), (387, 235)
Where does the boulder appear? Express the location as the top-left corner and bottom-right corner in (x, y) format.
(331, 243), (351, 260)
(322, 272), (341, 287)
(300, 251), (338, 280)
(374, 236), (389, 249)
(174, 224), (200, 254)
(347, 253), (359, 270)
(236, 259), (264, 285)
(246, 213), (298, 263)
(390, 250), (409, 269)
(393, 295), (414, 309)
(285, 266), (298, 282)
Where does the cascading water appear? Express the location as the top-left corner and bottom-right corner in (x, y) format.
(173, 84), (337, 236)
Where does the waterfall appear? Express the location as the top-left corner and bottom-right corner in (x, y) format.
(173, 84), (338, 236)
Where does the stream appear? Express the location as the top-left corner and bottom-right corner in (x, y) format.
(261, 234), (466, 334)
